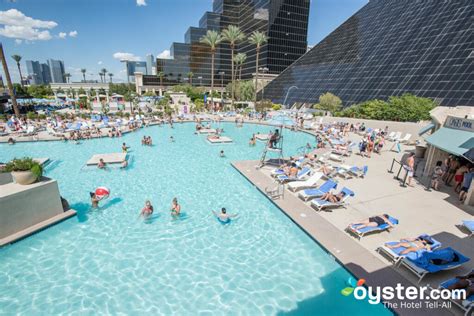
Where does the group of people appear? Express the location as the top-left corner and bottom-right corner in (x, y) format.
(139, 198), (238, 223)
(431, 155), (474, 202)
(141, 136), (153, 146)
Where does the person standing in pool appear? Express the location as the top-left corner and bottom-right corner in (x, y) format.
(122, 142), (129, 153)
(140, 200), (154, 218)
(90, 192), (100, 208)
(220, 150), (225, 157)
(170, 197), (181, 217)
(97, 158), (106, 169)
(212, 208), (238, 223)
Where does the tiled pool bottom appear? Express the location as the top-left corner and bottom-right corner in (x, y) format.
(0, 122), (391, 315)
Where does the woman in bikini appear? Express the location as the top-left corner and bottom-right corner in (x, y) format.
(385, 236), (433, 255)
(140, 200), (154, 218)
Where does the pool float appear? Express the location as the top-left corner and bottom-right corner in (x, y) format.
(95, 187), (110, 200)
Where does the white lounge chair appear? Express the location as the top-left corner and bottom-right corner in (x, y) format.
(46, 126), (64, 137)
(288, 172), (324, 192)
(399, 133), (412, 143)
(389, 131), (402, 141)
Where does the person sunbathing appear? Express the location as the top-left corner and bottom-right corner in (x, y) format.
(320, 191), (346, 203)
(447, 271), (474, 300)
(286, 163), (298, 177)
(385, 236), (433, 255)
(350, 214), (393, 229)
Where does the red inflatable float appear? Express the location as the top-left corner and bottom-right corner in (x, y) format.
(95, 187), (110, 200)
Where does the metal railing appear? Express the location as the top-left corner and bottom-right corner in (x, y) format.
(388, 158), (409, 187)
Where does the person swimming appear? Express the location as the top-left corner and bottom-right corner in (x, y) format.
(212, 207), (238, 223)
(170, 197), (181, 217)
(170, 136), (175, 142)
(97, 158), (106, 169)
(140, 200), (154, 218)
(220, 150), (225, 157)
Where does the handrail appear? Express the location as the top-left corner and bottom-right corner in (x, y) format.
(388, 158), (409, 187)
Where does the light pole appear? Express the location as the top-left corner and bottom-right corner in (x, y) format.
(282, 85), (298, 109)
(219, 71), (225, 105)
(198, 76), (203, 86)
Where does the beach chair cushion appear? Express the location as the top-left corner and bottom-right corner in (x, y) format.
(462, 220), (474, 232)
(439, 270), (474, 302)
(408, 247), (470, 273)
(311, 187), (355, 208)
(301, 179), (337, 197)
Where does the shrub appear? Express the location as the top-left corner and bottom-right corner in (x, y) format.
(338, 93), (437, 122)
(4, 158), (43, 179)
(272, 103), (282, 111)
(315, 92), (342, 113)
(26, 111), (37, 120)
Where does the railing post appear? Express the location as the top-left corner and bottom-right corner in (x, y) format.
(388, 158), (396, 173)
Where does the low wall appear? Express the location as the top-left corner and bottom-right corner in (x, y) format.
(0, 176), (75, 244)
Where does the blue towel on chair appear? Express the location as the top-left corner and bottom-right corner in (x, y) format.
(410, 248), (470, 273)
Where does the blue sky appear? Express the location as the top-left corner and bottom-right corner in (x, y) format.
(0, 0), (367, 83)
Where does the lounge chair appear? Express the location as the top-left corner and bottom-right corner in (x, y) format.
(46, 126), (64, 137)
(310, 187), (354, 211)
(336, 165), (368, 179)
(460, 220), (474, 237)
(399, 133), (412, 144)
(298, 179), (338, 201)
(271, 157), (305, 176)
(376, 234), (442, 265)
(346, 215), (399, 240)
(276, 167), (311, 183)
(386, 131), (395, 139)
(288, 172), (324, 192)
(388, 131), (402, 142)
(400, 247), (470, 283)
(438, 270), (474, 316)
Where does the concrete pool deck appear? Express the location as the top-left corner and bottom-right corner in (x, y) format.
(231, 126), (472, 315)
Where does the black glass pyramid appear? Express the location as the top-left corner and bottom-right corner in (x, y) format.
(263, 0), (473, 107)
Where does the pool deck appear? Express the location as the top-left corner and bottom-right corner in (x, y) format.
(232, 160), (464, 315)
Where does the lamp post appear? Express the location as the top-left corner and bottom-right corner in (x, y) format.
(198, 76), (203, 86)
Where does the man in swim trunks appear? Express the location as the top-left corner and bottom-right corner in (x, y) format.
(212, 207), (238, 222)
(170, 197), (181, 217)
(350, 214), (394, 230)
(385, 236), (433, 255)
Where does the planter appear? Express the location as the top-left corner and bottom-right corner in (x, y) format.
(11, 171), (37, 185)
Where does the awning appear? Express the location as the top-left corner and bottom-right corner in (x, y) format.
(418, 123), (435, 136)
(425, 127), (474, 157)
(463, 148), (474, 163)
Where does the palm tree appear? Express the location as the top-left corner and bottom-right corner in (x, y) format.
(98, 72), (103, 83)
(248, 31), (267, 106)
(200, 30), (222, 109)
(233, 53), (247, 81)
(109, 73), (113, 83)
(81, 68), (87, 82)
(187, 72), (194, 85)
(221, 25), (246, 108)
(11, 55), (23, 86)
(64, 73), (71, 83)
(101, 68), (107, 83)
(1, 44), (20, 116)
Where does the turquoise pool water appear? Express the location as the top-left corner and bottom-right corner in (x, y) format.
(0, 122), (390, 315)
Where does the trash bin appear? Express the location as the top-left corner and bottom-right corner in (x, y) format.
(415, 145), (427, 158)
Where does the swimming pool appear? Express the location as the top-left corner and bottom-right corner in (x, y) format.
(0, 122), (390, 315)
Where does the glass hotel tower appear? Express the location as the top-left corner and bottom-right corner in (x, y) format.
(143, 0), (310, 87)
